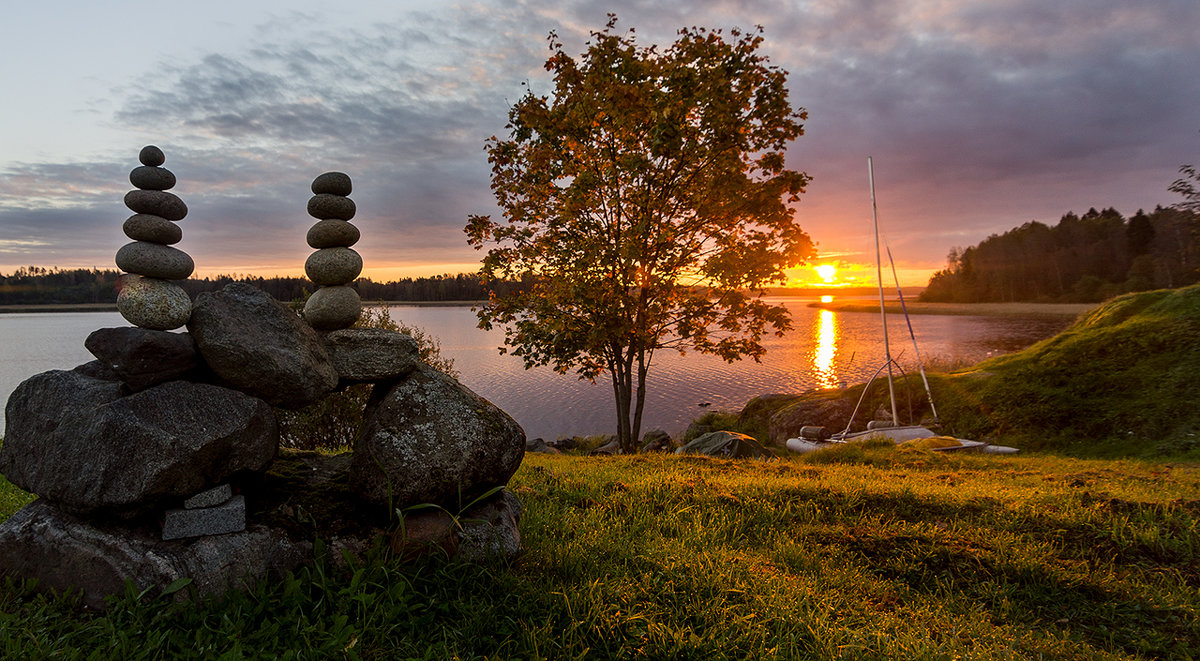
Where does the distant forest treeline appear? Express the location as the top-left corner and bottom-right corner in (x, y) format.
(0, 268), (498, 306)
(919, 205), (1200, 303)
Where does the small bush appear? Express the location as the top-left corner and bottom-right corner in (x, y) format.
(277, 304), (457, 452)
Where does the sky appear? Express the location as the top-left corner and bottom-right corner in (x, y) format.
(1, 0), (1197, 288)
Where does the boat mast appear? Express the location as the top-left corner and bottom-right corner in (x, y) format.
(868, 157), (899, 426)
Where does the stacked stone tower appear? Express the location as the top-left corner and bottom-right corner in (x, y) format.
(0, 156), (527, 609)
(302, 172), (362, 330)
(115, 145), (195, 330)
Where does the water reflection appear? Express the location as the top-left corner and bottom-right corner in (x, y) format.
(813, 309), (839, 389)
(0, 302), (1075, 439)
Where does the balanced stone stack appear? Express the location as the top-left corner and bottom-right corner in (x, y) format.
(115, 146), (195, 331)
(0, 158), (526, 610)
(302, 172), (362, 330)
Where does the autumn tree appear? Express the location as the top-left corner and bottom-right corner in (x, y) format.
(465, 17), (813, 453)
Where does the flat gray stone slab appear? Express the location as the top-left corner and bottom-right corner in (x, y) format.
(162, 495), (246, 540)
(184, 484), (232, 509)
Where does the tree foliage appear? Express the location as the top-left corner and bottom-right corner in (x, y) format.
(466, 17), (813, 452)
(920, 206), (1200, 303)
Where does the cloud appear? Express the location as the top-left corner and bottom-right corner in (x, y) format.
(2, 0), (1198, 276)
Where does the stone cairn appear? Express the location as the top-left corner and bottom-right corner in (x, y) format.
(0, 160), (526, 610)
(303, 172), (362, 330)
(115, 145), (194, 331)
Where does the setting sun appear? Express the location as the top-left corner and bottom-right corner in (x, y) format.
(815, 264), (837, 283)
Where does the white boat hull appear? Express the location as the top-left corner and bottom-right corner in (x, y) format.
(785, 426), (1019, 454)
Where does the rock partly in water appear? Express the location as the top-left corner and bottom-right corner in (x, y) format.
(188, 283), (338, 409)
(84, 326), (201, 391)
(640, 429), (673, 453)
(350, 363), (525, 509)
(0, 368), (277, 517)
(524, 437), (562, 454)
(322, 327), (420, 382)
(737, 394), (804, 438)
(767, 392), (857, 446)
(0, 500), (308, 611)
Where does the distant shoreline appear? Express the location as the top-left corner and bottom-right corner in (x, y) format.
(0, 300), (485, 314)
(0, 303), (118, 314)
(810, 299), (1097, 318)
(1, 299), (1095, 318)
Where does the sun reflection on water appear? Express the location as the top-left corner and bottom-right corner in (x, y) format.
(813, 308), (839, 388)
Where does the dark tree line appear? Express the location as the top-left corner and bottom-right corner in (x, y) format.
(920, 205), (1200, 303)
(0, 269), (501, 305)
(0, 267), (123, 305)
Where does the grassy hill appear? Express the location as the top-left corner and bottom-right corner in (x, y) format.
(754, 285), (1200, 459)
(937, 285), (1200, 457)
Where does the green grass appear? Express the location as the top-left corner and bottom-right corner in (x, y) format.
(3, 448), (1197, 660)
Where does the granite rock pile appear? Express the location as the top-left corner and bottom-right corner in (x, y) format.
(116, 145), (194, 331)
(0, 154), (526, 610)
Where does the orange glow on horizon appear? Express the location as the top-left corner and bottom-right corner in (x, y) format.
(784, 261), (936, 289)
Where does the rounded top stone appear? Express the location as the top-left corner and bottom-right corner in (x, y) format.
(311, 172), (352, 196)
(139, 145), (165, 167)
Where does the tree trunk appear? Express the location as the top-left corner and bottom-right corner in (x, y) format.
(610, 363), (632, 454)
(630, 349), (649, 454)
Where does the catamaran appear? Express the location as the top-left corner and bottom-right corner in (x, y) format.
(786, 158), (1017, 455)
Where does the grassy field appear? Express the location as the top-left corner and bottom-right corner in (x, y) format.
(2, 444), (1197, 660)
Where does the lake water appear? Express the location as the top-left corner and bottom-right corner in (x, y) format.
(0, 300), (1070, 440)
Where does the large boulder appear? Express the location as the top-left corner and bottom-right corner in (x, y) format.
(187, 283), (338, 408)
(0, 367), (277, 517)
(737, 394), (804, 436)
(640, 429), (673, 453)
(0, 500), (308, 611)
(350, 364), (525, 509)
(768, 392), (857, 445)
(84, 326), (201, 391)
(322, 327), (420, 382)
